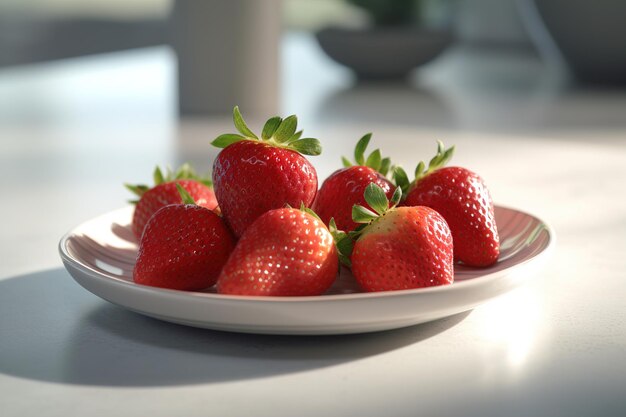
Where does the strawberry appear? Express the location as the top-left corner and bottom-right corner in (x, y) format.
(126, 164), (218, 240)
(349, 184), (454, 292)
(211, 107), (321, 238)
(395, 142), (499, 267)
(312, 133), (396, 232)
(216, 206), (338, 296)
(134, 185), (235, 291)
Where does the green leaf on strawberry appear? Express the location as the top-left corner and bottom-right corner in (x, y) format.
(390, 186), (403, 206)
(287, 130), (303, 143)
(212, 133), (246, 148)
(354, 133), (371, 166)
(393, 140), (455, 195)
(273, 115), (298, 143)
(349, 183), (402, 234)
(329, 218), (353, 267)
(341, 133), (392, 177)
(393, 166), (411, 194)
(379, 157), (392, 177)
(352, 182), (402, 226)
(153, 166), (165, 185)
(125, 184), (150, 198)
(290, 138), (322, 155)
(233, 106), (258, 139)
(261, 116), (282, 139)
(299, 201), (322, 222)
(352, 205), (379, 223)
(363, 182), (388, 215)
(365, 149), (382, 172)
(124, 163), (212, 202)
(211, 106), (322, 156)
(175, 183), (197, 205)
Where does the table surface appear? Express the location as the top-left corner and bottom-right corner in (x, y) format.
(1, 34), (626, 417)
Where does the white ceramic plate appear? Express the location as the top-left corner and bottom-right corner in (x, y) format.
(59, 206), (554, 335)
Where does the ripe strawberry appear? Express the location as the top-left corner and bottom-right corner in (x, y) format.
(396, 142), (499, 267)
(134, 185), (235, 291)
(312, 133), (396, 232)
(216, 207), (338, 296)
(126, 164), (218, 240)
(349, 184), (454, 292)
(211, 107), (320, 238)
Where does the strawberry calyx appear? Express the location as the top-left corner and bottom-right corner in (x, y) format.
(341, 133), (392, 177)
(328, 183), (403, 266)
(329, 218), (353, 267)
(393, 140), (454, 195)
(352, 183), (402, 225)
(124, 163), (212, 204)
(211, 106), (322, 156)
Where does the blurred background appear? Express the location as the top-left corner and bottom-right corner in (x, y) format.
(1, 0), (625, 274)
(2, 0), (625, 124)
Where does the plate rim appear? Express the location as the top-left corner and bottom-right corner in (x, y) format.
(58, 204), (556, 304)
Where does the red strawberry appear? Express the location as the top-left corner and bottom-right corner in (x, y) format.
(396, 142), (499, 267)
(134, 185), (235, 291)
(312, 133), (395, 232)
(216, 207), (338, 296)
(211, 107), (320, 238)
(349, 184), (454, 292)
(126, 164), (218, 240)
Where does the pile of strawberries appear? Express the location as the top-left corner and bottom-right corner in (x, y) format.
(127, 107), (500, 296)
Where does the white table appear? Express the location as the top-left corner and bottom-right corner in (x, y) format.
(1, 35), (626, 417)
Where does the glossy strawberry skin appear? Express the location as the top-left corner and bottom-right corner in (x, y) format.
(403, 166), (499, 267)
(134, 204), (235, 291)
(312, 166), (395, 232)
(216, 208), (338, 296)
(132, 180), (218, 240)
(352, 206), (453, 292)
(212, 140), (318, 238)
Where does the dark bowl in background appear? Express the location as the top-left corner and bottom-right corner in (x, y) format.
(316, 27), (452, 80)
(533, 0), (626, 84)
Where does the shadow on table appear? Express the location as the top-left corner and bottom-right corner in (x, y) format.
(0, 268), (470, 387)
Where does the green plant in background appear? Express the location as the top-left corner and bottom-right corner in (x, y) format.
(348, 0), (421, 26)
